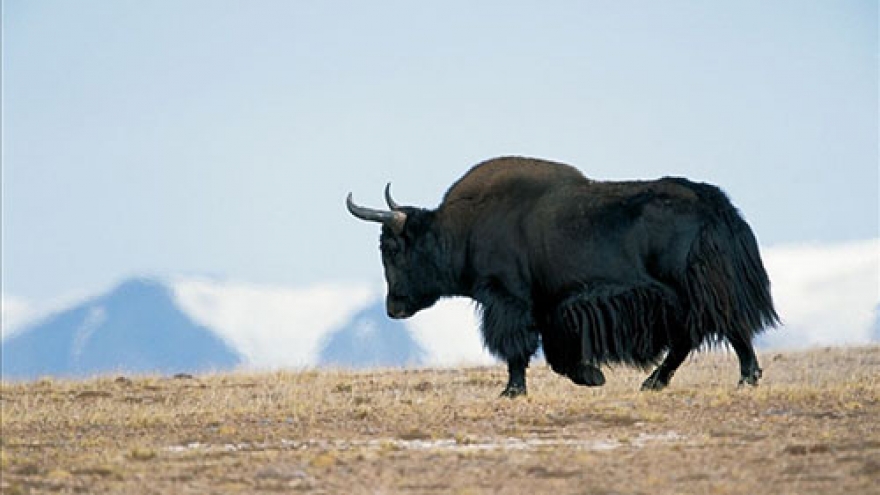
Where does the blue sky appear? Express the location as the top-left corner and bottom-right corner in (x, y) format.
(2, 1), (878, 301)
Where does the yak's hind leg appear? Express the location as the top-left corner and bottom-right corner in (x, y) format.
(728, 333), (762, 386)
(641, 331), (692, 391)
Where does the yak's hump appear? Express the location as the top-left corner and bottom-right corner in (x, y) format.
(441, 156), (587, 207)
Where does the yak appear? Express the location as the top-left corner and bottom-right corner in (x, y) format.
(346, 156), (778, 397)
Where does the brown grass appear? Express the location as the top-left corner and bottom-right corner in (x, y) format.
(2, 346), (879, 494)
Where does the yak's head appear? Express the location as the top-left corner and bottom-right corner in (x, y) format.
(347, 185), (448, 319)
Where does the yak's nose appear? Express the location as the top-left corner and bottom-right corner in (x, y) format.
(386, 299), (411, 319)
(387, 309), (406, 319)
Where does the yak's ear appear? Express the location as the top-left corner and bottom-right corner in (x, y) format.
(387, 213), (407, 235)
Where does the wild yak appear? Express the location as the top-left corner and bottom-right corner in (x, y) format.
(346, 157), (778, 397)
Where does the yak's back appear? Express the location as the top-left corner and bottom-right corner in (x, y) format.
(441, 157), (587, 212)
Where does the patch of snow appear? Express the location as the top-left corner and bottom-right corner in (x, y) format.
(165, 431), (685, 454)
(71, 306), (107, 360)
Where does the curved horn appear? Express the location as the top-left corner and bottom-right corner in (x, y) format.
(384, 183), (401, 210)
(346, 192), (407, 233)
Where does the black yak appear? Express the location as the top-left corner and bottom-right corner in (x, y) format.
(346, 157), (778, 397)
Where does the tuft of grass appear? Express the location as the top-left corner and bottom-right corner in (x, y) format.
(128, 447), (157, 461)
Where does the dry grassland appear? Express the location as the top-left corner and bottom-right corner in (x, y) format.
(2, 346), (879, 494)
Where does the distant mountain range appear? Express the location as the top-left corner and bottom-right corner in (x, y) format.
(0, 277), (429, 380)
(1, 279), (243, 380)
(2, 248), (879, 380)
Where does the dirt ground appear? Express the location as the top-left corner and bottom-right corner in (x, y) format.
(2, 345), (878, 494)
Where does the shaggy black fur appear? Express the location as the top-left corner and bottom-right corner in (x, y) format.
(349, 157), (779, 397)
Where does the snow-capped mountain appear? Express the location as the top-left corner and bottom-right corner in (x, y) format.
(319, 300), (427, 368)
(0, 278), (243, 380)
(0, 276), (484, 380)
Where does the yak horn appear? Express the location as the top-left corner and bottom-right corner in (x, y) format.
(384, 183), (401, 210)
(346, 192), (407, 233)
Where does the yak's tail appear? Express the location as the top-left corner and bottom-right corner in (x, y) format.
(682, 186), (780, 347)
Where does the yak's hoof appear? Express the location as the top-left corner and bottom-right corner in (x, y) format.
(738, 367), (763, 387)
(641, 374), (669, 392)
(500, 384), (527, 398)
(569, 363), (606, 387)
(642, 366), (674, 392)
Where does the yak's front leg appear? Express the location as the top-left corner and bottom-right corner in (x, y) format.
(495, 330), (539, 397)
(641, 328), (693, 391)
(475, 281), (540, 398)
(501, 356), (529, 398)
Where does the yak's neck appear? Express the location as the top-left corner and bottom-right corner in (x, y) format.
(426, 215), (471, 299)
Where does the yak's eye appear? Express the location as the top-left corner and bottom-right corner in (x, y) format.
(381, 238), (403, 258)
